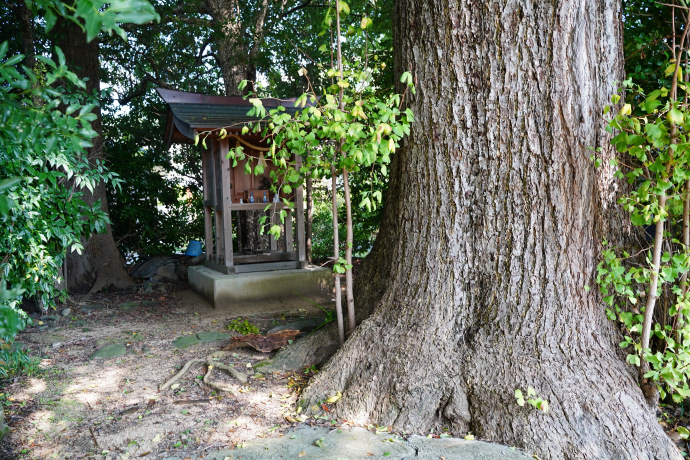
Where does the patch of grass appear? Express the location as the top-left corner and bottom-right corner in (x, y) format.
(226, 318), (260, 335)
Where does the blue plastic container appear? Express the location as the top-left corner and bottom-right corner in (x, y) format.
(184, 240), (203, 257)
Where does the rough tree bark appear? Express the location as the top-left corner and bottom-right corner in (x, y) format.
(206, 0), (269, 96)
(55, 22), (133, 294)
(206, 0), (272, 252)
(302, 1), (681, 458)
(206, 0), (254, 96)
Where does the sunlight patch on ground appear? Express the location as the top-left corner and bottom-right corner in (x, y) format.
(30, 409), (54, 432)
(60, 366), (134, 409)
(72, 391), (99, 406)
(25, 378), (46, 395)
(66, 367), (126, 393)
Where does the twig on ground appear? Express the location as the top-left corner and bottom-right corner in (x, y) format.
(172, 399), (210, 405)
(89, 427), (100, 449)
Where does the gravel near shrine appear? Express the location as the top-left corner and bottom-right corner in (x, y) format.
(0, 281), (535, 459)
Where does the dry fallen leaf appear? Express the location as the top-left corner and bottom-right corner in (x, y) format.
(298, 452), (306, 457)
(325, 391), (342, 403)
(668, 431), (682, 443)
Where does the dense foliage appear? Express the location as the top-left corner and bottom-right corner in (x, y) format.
(0, 0), (158, 375)
(595, 78), (690, 401)
(101, 91), (205, 258)
(623, 0), (673, 89)
(96, 0), (396, 260)
(0, 44), (111, 311)
(595, 1), (690, 402)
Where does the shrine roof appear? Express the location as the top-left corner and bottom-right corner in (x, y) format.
(157, 88), (301, 146)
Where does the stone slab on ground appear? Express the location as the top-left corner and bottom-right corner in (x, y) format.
(80, 304), (108, 313)
(0, 411), (8, 441)
(117, 302), (140, 311)
(166, 426), (534, 460)
(90, 344), (127, 359)
(407, 435), (533, 459)
(196, 331), (232, 343)
(22, 332), (66, 345)
(173, 334), (201, 349)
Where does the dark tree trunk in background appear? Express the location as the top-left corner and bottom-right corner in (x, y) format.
(55, 21), (133, 294)
(14, 1), (34, 70)
(302, 1), (681, 458)
(206, 0), (272, 253)
(206, 0), (255, 96)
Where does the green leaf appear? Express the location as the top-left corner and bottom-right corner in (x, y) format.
(668, 108), (684, 124)
(338, 1), (350, 15)
(400, 71), (413, 86)
(539, 400), (549, 412)
(44, 8), (57, 32)
(3, 53), (24, 67)
(0, 177), (21, 193)
(515, 389), (525, 406)
(54, 46), (66, 67)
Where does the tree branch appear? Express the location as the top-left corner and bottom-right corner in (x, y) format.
(249, 0), (270, 59)
(282, 0), (317, 18)
(118, 74), (171, 105)
(196, 37), (213, 66)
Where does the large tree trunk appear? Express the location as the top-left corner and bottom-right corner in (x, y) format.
(55, 22), (133, 294)
(206, 0), (272, 253)
(206, 0), (255, 96)
(301, 1), (681, 458)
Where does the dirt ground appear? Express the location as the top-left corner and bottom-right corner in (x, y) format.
(0, 281), (337, 459)
(3, 274), (689, 459)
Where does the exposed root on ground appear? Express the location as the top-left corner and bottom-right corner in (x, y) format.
(159, 351), (248, 393)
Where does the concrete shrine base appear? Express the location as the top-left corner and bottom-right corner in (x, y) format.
(188, 265), (333, 310)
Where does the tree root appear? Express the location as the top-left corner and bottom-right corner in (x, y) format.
(159, 352), (248, 393)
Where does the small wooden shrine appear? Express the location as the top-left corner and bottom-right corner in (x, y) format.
(157, 88), (306, 274)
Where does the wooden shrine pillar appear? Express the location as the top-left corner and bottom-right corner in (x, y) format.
(201, 142), (214, 264)
(218, 138), (234, 272)
(201, 137), (235, 274)
(295, 155), (306, 268)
